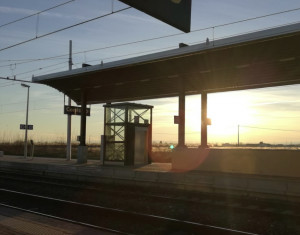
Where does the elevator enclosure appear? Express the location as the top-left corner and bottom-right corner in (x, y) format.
(102, 103), (153, 166)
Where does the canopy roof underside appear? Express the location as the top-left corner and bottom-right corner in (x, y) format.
(33, 23), (300, 105)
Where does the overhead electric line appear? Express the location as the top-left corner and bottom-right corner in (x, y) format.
(0, 57), (67, 68)
(0, 0), (76, 29)
(70, 8), (300, 57)
(240, 125), (300, 133)
(1, 7), (299, 66)
(0, 107), (60, 115)
(0, 76), (34, 84)
(1, 6), (300, 81)
(0, 6), (131, 53)
(13, 61), (66, 77)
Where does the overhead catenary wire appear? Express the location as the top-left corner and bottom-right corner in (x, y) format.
(1, 7), (300, 82)
(0, 96), (62, 107)
(0, 6), (300, 61)
(0, 76), (34, 84)
(13, 61), (67, 77)
(0, 107), (61, 115)
(240, 125), (300, 133)
(0, 57), (68, 68)
(0, 6), (132, 53)
(1, 64), (69, 82)
(72, 45), (177, 67)
(0, 0), (76, 29)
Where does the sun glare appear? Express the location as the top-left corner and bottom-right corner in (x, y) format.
(186, 93), (257, 142)
(208, 93), (256, 127)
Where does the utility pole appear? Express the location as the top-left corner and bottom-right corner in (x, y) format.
(21, 83), (30, 158)
(238, 124), (240, 147)
(66, 40), (72, 160)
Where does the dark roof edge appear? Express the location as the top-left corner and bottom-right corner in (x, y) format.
(33, 22), (300, 83)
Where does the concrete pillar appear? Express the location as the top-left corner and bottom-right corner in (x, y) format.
(177, 90), (186, 148)
(80, 90), (87, 146)
(201, 92), (208, 148)
(148, 108), (153, 163)
(77, 90), (88, 164)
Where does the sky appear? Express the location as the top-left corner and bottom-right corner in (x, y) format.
(0, 0), (300, 146)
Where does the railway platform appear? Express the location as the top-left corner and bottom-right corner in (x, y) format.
(0, 154), (300, 202)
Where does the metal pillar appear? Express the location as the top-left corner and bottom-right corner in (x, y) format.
(22, 84), (30, 158)
(238, 125), (240, 146)
(178, 90), (186, 148)
(77, 90), (87, 163)
(201, 92), (208, 148)
(80, 90), (87, 146)
(148, 108), (153, 163)
(66, 40), (72, 160)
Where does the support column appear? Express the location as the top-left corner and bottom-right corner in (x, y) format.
(77, 90), (88, 164)
(148, 108), (153, 163)
(66, 97), (72, 160)
(66, 40), (72, 161)
(177, 90), (186, 148)
(201, 92), (208, 148)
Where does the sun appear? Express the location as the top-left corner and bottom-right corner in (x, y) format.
(186, 92), (257, 136)
(208, 93), (256, 127)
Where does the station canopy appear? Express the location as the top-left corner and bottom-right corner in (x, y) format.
(33, 23), (300, 105)
(119, 0), (192, 33)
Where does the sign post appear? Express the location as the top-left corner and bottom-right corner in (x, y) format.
(66, 40), (72, 161)
(20, 124), (34, 130)
(21, 83), (30, 158)
(64, 105), (91, 116)
(174, 115), (180, 124)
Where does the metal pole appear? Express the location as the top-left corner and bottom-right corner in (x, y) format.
(201, 92), (208, 148)
(149, 108), (153, 163)
(24, 86), (30, 158)
(177, 77), (186, 148)
(80, 90), (87, 146)
(178, 92), (185, 147)
(66, 40), (72, 160)
(238, 125), (240, 147)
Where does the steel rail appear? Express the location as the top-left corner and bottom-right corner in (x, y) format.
(0, 188), (257, 235)
(0, 202), (128, 235)
(0, 170), (299, 219)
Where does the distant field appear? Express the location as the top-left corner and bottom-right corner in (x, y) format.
(0, 142), (175, 162)
(1, 142), (299, 163)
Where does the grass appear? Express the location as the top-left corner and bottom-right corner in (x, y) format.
(0, 141), (100, 160)
(0, 141), (175, 162)
(3, 139), (297, 163)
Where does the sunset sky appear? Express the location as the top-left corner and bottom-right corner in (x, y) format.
(0, 0), (300, 146)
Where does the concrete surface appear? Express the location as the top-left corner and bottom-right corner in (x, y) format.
(172, 148), (300, 177)
(0, 154), (300, 202)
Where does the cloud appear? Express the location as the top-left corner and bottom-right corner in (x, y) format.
(0, 6), (89, 22)
(252, 100), (300, 107)
(0, 6), (36, 16)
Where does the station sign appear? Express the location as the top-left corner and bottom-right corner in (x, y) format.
(206, 118), (212, 125)
(64, 105), (90, 116)
(174, 115), (179, 124)
(20, 124), (33, 130)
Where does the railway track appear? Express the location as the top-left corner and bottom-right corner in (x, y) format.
(0, 203), (125, 235)
(0, 170), (299, 234)
(0, 188), (255, 234)
(0, 170), (299, 219)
